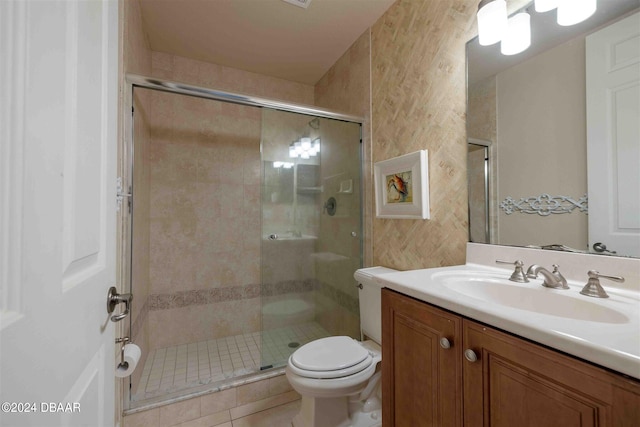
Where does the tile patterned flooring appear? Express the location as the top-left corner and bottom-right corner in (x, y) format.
(133, 322), (329, 402)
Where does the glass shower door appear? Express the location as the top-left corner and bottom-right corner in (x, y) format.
(260, 108), (363, 369)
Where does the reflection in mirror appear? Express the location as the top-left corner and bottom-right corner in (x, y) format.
(468, 140), (490, 244)
(466, 0), (640, 258)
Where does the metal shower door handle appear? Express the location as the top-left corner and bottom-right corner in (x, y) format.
(107, 286), (133, 322)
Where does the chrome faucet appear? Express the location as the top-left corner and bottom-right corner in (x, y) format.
(580, 270), (625, 298)
(495, 259), (529, 283)
(526, 264), (569, 289)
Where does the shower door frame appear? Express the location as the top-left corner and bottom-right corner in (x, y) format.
(467, 137), (493, 244)
(121, 74), (364, 410)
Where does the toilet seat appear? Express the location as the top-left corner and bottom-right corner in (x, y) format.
(289, 336), (373, 379)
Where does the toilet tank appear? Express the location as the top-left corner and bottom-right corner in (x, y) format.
(354, 267), (398, 344)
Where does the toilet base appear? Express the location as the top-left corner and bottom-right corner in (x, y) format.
(292, 395), (382, 427)
(292, 395), (350, 427)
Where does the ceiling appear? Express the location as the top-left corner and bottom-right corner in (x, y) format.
(138, 0), (397, 85)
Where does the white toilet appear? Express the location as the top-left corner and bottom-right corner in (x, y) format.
(285, 267), (397, 427)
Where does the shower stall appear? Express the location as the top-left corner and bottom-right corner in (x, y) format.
(123, 76), (363, 409)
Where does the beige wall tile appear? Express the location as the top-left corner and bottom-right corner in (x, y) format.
(176, 410), (230, 427)
(370, 0), (478, 270)
(268, 375), (293, 396)
(159, 398), (201, 427)
(148, 298), (261, 348)
(123, 408), (159, 427)
(230, 391), (300, 420)
(236, 379), (270, 406)
(315, 30), (372, 269)
(231, 399), (300, 427)
(200, 388), (237, 417)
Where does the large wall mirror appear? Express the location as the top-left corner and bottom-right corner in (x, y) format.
(466, 0), (640, 258)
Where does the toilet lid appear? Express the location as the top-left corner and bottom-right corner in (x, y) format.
(290, 336), (370, 373)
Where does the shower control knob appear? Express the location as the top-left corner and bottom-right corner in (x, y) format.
(439, 337), (451, 349)
(464, 349), (478, 363)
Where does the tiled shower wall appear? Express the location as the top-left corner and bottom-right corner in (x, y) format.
(314, 31), (371, 339)
(142, 89), (263, 349)
(130, 50), (315, 353)
(313, 118), (363, 339)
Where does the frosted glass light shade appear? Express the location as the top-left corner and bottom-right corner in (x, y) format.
(501, 12), (531, 56)
(477, 0), (507, 46)
(557, 0), (597, 26)
(535, 0), (558, 12)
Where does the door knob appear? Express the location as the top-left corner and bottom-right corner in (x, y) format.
(592, 242), (616, 255)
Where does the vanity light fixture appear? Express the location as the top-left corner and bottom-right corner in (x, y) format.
(534, 0), (558, 13)
(477, 0), (508, 46)
(557, 0), (597, 26)
(478, 0), (598, 55)
(501, 11), (531, 55)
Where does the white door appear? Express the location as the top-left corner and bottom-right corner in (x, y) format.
(586, 11), (640, 257)
(1, 0), (118, 426)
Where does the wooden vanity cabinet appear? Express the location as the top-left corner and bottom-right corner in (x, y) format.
(382, 288), (463, 427)
(382, 289), (640, 427)
(463, 319), (640, 427)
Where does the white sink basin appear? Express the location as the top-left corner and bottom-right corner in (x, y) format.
(435, 272), (629, 324)
(374, 264), (640, 380)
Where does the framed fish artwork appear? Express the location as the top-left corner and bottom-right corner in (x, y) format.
(374, 150), (430, 219)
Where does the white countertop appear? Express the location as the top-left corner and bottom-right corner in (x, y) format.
(375, 264), (640, 379)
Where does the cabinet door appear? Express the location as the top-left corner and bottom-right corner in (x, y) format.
(463, 319), (640, 427)
(382, 289), (463, 427)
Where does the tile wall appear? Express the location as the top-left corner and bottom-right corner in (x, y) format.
(370, 0), (475, 271)
(142, 89), (262, 350)
(314, 30), (372, 338)
(368, 0), (531, 271)
(123, 374), (300, 427)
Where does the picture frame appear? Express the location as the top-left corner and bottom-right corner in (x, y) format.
(374, 150), (430, 219)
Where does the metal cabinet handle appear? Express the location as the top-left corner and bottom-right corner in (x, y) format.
(440, 338), (451, 349)
(107, 286), (133, 322)
(464, 349), (478, 363)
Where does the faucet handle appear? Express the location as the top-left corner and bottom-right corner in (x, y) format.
(580, 270), (625, 299)
(496, 260), (529, 283)
(551, 264), (569, 290)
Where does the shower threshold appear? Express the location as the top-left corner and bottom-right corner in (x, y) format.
(130, 322), (329, 406)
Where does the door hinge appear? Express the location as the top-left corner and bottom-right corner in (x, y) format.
(116, 177), (132, 213)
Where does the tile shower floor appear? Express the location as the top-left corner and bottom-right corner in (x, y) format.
(132, 322), (329, 402)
